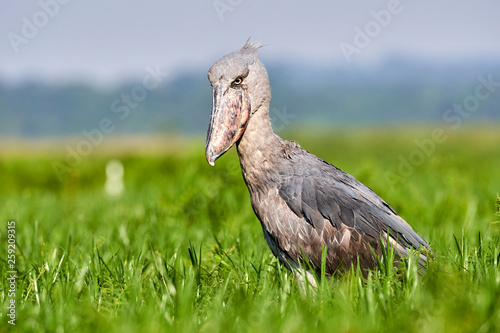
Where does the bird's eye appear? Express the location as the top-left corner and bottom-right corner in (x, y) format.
(233, 77), (243, 85)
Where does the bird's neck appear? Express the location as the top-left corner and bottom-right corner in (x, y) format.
(236, 103), (282, 189)
(237, 103), (281, 158)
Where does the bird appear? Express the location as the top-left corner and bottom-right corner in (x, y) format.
(205, 41), (432, 286)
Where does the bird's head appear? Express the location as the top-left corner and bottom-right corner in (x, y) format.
(205, 41), (270, 166)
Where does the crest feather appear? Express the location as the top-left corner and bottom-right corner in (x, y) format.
(241, 38), (263, 52)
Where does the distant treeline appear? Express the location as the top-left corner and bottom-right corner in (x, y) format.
(1, 57), (499, 138)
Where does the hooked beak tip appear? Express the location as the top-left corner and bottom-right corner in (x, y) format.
(205, 149), (217, 167)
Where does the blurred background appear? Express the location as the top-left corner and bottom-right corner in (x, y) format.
(1, 3), (500, 331)
(1, 0), (500, 140)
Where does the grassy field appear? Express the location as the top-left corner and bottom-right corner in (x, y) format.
(0, 126), (499, 332)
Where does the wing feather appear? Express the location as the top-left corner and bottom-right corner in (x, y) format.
(278, 145), (430, 252)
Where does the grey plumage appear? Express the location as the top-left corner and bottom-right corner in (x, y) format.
(205, 41), (431, 281)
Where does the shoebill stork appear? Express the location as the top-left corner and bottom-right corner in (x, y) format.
(205, 41), (431, 284)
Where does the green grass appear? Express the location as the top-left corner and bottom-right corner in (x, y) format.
(1, 126), (499, 332)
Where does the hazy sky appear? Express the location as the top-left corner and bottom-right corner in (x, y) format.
(2, 0), (500, 85)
